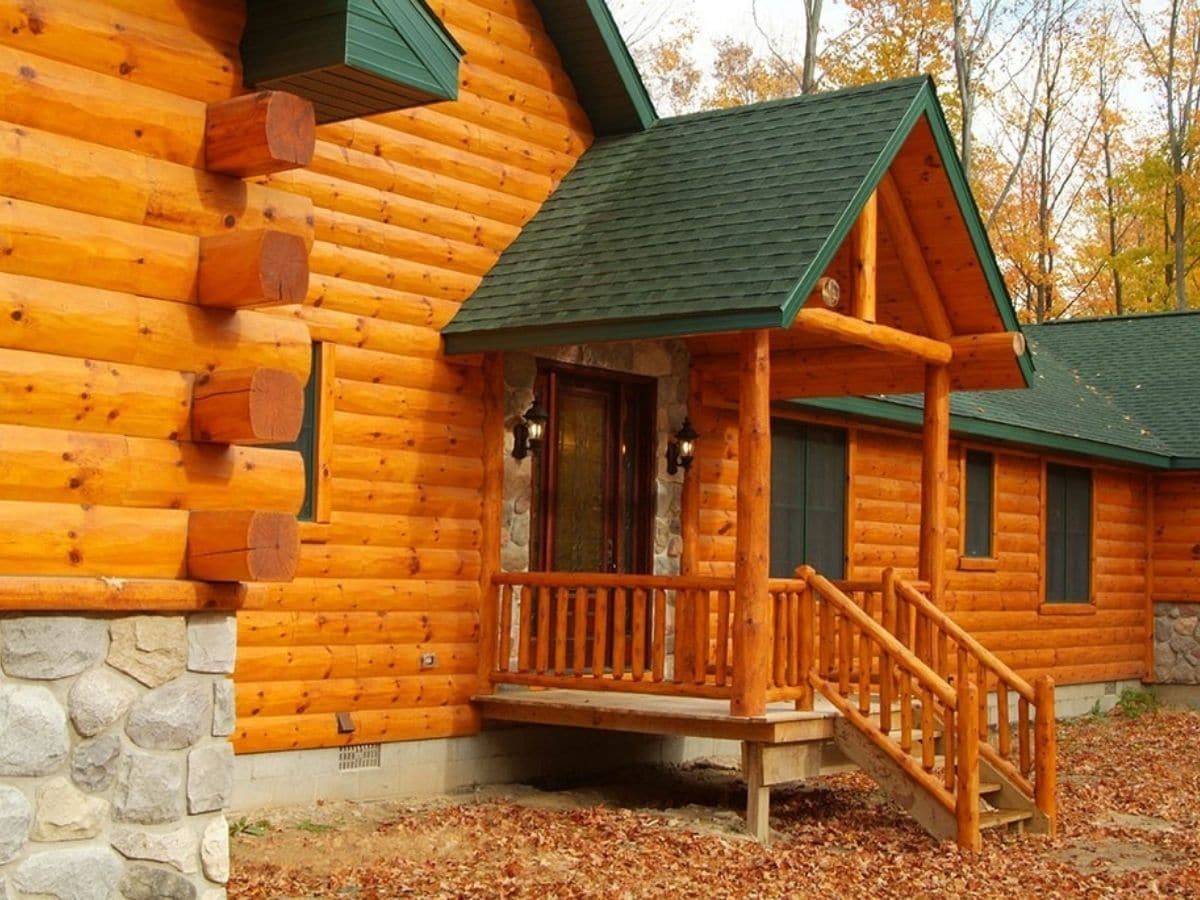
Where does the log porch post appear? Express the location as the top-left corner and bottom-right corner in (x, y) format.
(732, 329), (771, 717)
(476, 351), (506, 693)
(918, 364), (950, 604)
(677, 367), (703, 679)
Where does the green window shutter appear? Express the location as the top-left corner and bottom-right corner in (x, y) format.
(770, 420), (807, 579)
(273, 343), (321, 522)
(964, 450), (994, 558)
(1045, 464), (1091, 602)
(803, 425), (847, 579)
(769, 421), (846, 579)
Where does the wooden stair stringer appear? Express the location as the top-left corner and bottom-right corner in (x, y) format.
(831, 717), (957, 842)
(979, 756), (1051, 835)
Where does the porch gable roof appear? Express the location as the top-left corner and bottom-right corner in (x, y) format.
(443, 76), (1026, 384)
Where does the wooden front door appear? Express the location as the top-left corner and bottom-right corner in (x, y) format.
(530, 363), (656, 671)
(531, 364), (656, 575)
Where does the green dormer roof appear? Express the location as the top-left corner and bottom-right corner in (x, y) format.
(242, 0), (464, 124)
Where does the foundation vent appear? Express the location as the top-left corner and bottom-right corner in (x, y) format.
(338, 743), (382, 772)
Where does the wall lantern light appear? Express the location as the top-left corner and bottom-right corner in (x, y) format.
(666, 418), (698, 476)
(511, 397), (549, 460)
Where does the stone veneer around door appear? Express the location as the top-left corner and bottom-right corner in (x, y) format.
(0, 612), (235, 900)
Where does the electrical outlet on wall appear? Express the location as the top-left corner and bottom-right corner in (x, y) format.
(420, 652), (437, 669)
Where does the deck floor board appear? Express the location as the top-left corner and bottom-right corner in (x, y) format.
(474, 689), (838, 743)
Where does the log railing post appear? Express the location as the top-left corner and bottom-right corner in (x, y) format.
(732, 329), (771, 717)
(956, 678), (981, 851)
(1034, 675), (1058, 836)
(476, 352), (505, 694)
(919, 364), (950, 605)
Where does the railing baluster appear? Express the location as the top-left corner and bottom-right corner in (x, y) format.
(498, 584), (513, 674)
(943, 704), (956, 792)
(715, 589), (730, 687)
(838, 611), (852, 695)
(788, 591), (800, 686)
(880, 572), (896, 733)
(535, 585), (551, 674)
(694, 588), (710, 684)
(572, 586), (587, 675)
(611, 588), (627, 678)
(799, 584), (814, 709)
(858, 592), (871, 715)
(652, 588), (666, 682)
(1018, 696), (1031, 775)
(921, 686), (936, 772)
(978, 667), (989, 742)
(517, 585), (532, 673)
(593, 586), (609, 676)
(997, 681), (1010, 759)
(554, 587), (569, 676)
(631, 588), (646, 681)
(937, 629), (949, 682)
(774, 590), (787, 688)
(899, 671), (914, 753)
(819, 594), (834, 678)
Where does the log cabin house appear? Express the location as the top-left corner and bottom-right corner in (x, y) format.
(0, 0), (1197, 888)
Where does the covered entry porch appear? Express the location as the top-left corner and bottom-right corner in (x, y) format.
(443, 78), (1053, 848)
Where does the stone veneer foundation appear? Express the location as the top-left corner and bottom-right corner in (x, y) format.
(1153, 601), (1200, 684)
(0, 612), (235, 900)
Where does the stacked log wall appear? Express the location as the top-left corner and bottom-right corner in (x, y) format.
(691, 386), (1150, 686)
(0, 0), (593, 752)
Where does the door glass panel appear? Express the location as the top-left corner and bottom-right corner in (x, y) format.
(552, 389), (609, 572)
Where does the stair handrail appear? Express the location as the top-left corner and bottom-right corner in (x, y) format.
(894, 577), (1057, 836)
(802, 569), (981, 847)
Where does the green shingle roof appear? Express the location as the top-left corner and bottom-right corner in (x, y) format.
(445, 77), (1011, 354)
(801, 311), (1200, 468)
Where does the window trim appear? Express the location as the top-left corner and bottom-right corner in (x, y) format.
(957, 444), (998, 570)
(1039, 460), (1095, 609)
(284, 341), (334, 525)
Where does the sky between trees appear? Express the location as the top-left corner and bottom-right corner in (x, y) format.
(610, 0), (1200, 323)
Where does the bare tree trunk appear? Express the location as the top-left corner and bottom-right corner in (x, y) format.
(1102, 126), (1125, 314)
(803, 0), (823, 93)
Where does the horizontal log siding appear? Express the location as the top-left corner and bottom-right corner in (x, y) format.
(1152, 473), (1200, 602)
(0, 0), (592, 752)
(690, 372), (1150, 687)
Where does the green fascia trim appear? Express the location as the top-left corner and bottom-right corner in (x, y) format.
(584, 0), (657, 130)
(795, 396), (1173, 469)
(358, 0), (463, 98)
(442, 307), (784, 354)
(776, 79), (1034, 388)
(1170, 457), (1200, 470)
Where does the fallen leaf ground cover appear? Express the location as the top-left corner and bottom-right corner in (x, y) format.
(230, 707), (1200, 898)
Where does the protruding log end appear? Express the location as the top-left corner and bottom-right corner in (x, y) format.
(187, 510), (299, 583)
(198, 229), (309, 309)
(192, 367), (305, 445)
(205, 91), (316, 177)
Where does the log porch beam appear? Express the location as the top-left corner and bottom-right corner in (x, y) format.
(918, 365), (950, 604)
(878, 172), (954, 340)
(791, 308), (952, 365)
(732, 329), (771, 718)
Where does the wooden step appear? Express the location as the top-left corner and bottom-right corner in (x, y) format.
(979, 808), (1034, 830)
(979, 781), (1001, 796)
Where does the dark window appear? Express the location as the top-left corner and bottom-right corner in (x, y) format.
(275, 343), (321, 521)
(964, 450), (995, 558)
(1045, 464), (1092, 603)
(770, 421), (846, 579)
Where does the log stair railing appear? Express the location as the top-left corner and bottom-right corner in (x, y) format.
(800, 566), (1056, 849)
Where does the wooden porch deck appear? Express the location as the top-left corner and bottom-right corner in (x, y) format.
(474, 688), (838, 744)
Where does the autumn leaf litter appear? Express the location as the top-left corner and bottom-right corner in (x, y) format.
(230, 708), (1200, 898)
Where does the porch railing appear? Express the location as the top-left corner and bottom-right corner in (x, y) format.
(487, 571), (807, 699)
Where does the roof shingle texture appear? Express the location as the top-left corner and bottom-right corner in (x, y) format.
(444, 77), (929, 345)
(866, 312), (1200, 463)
